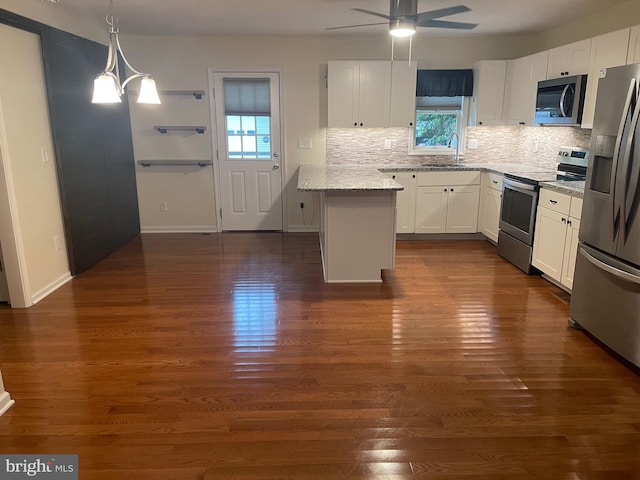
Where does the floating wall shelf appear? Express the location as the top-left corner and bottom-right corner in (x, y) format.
(160, 90), (206, 99)
(138, 160), (213, 168)
(155, 126), (207, 134)
(129, 90), (206, 99)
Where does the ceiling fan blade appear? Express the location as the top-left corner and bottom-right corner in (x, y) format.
(416, 5), (471, 21)
(325, 22), (389, 31)
(417, 19), (477, 30)
(351, 8), (391, 20)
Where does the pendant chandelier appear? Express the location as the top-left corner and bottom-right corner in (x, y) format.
(92, 1), (161, 104)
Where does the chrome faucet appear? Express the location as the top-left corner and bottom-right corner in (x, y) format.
(447, 132), (460, 165)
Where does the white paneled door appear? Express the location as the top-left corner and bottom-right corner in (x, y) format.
(212, 72), (283, 231)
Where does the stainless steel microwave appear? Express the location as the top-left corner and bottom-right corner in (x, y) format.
(534, 75), (587, 125)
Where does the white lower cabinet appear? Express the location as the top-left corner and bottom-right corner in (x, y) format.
(532, 189), (582, 290)
(414, 171), (481, 234)
(478, 172), (503, 243)
(388, 172), (416, 233)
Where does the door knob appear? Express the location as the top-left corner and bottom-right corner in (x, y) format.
(272, 164), (280, 170)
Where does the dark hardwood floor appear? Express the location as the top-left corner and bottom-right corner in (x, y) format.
(1, 233), (639, 479)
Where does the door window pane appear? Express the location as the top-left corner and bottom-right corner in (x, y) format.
(226, 115), (271, 160)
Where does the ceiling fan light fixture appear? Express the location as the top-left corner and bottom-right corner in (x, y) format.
(389, 19), (416, 37)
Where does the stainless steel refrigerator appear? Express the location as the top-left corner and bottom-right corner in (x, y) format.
(570, 63), (640, 368)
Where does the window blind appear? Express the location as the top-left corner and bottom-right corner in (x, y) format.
(416, 69), (473, 97)
(223, 78), (271, 115)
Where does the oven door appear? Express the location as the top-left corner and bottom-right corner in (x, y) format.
(499, 178), (538, 245)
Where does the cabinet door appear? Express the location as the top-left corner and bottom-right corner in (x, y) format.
(628, 25), (640, 65)
(389, 172), (416, 233)
(547, 39), (591, 79)
(328, 61), (359, 127)
(415, 186), (448, 234)
(480, 187), (501, 242)
(390, 61), (417, 127)
(446, 185), (480, 233)
(504, 51), (548, 126)
(582, 28), (630, 128)
(561, 217), (581, 290)
(471, 60), (507, 126)
(358, 61), (391, 127)
(532, 206), (568, 282)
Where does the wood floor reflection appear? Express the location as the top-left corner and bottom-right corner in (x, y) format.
(1, 233), (639, 479)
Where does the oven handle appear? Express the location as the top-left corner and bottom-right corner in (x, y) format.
(559, 84), (572, 117)
(503, 177), (537, 192)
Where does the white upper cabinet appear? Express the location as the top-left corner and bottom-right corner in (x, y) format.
(546, 39), (591, 79)
(328, 60), (391, 128)
(503, 51), (549, 126)
(582, 28), (630, 129)
(469, 60), (507, 126)
(390, 61), (417, 128)
(628, 25), (640, 65)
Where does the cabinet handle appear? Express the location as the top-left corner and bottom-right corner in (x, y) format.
(359, 122), (364, 127)
(562, 218), (567, 223)
(479, 121), (483, 125)
(444, 188), (448, 192)
(354, 122), (358, 126)
(567, 219), (572, 226)
(492, 180), (498, 184)
(409, 122), (413, 126)
(549, 199), (558, 205)
(392, 175), (396, 179)
(412, 174), (416, 179)
(450, 188), (454, 192)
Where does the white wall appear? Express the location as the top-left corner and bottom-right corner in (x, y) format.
(531, 0), (640, 52)
(0, 0), (104, 42)
(125, 33), (532, 232)
(0, 23), (70, 306)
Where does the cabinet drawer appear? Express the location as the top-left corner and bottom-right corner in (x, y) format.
(569, 196), (583, 219)
(539, 188), (571, 214)
(416, 170), (481, 186)
(483, 172), (503, 191)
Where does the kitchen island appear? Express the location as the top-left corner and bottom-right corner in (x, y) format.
(297, 164), (403, 283)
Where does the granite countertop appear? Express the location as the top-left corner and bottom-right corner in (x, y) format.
(297, 164), (403, 192)
(539, 180), (586, 198)
(297, 163), (586, 196)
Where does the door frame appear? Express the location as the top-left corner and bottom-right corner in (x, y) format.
(207, 67), (287, 232)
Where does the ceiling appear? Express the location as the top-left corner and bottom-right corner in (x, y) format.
(48, 0), (630, 37)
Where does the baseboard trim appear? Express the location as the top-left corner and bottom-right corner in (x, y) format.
(141, 226), (218, 234)
(287, 225), (318, 233)
(0, 391), (15, 416)
(397, 233), (486, 241)
(31, 272), (72, 305)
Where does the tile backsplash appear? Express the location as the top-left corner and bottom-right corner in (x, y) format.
(327, 126), (591, 170)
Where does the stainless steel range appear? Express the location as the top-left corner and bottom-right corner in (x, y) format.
(497, 147), (588, 273)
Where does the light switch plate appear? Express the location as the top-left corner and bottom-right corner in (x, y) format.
(297, 138), (312, 149)
(468, 139), (479, 150)
(384, 139), (392, 150)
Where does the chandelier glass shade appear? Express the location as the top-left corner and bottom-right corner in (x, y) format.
(92, 3), (160, 105)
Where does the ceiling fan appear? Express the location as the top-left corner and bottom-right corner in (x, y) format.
(327, 0), (478, 37)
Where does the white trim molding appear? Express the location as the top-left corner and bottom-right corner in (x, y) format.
(31, 271), (72, 305)
(0, 391), (15, 417)
(140, 226), (218, 234)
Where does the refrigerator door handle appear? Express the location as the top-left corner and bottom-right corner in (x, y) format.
(610, 78), (637, 242)
(580, 247), (640, 285)
(623, 81), (640, 242)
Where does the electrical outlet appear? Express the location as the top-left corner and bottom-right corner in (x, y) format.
(54, 235), (62, 251)
(468, 139), (479, 150)
(41, 147), (49, 163)
(300, 202), (305, 209)
(533, 139), (539, 153)
(384, 139), (392, 150)
(160, 201), (168, 212)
